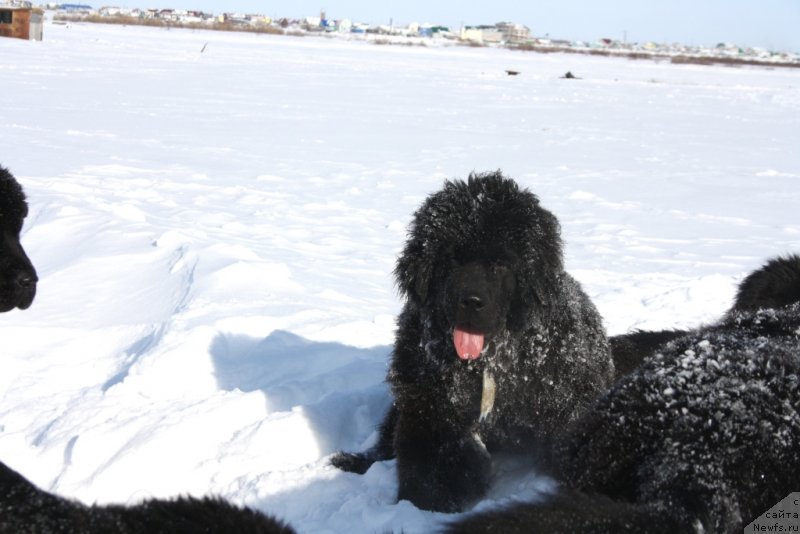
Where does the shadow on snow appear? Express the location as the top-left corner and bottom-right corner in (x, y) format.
(209, 329), (393, 454)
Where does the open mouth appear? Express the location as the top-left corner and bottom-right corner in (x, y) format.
(453, 324), (485, 360)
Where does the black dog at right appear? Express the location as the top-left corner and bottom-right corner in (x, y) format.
(729, 253), (800, 312)
(610, 254), (800, 375)
(449, 254), (800, 533)
(0, 165), (37, 312)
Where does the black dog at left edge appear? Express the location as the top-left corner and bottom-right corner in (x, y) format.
(332, 172), (615, 512)
(0, 165), (37, 312)
(449, 254), (800, 534)
(0, 166), (294, 533)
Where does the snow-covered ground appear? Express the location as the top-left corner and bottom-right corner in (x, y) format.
(1, 22), (798, 533)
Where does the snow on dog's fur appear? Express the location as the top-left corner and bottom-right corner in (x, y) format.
(333, 171), (614, 512)
(449, 254), (800, 533)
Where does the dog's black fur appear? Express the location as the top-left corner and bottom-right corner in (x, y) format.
(0, 461), (295, 534)
(448, 254), (800, 533)
(0, 167), (293, 534)
(609, 254), (800, 375)
(609, 328), (688, 377)
(332, 172), (614, 512)
(729, 253), (800, 313)
(0, 166), (37, 312)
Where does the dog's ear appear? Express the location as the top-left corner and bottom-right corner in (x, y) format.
(394, 240), (434, 304)
(510, 205), (565, 321)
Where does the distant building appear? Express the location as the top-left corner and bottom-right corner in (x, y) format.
(461, 24), (502, 44)
(337, 19), (352, 33)
(0, 6), (43, 40)
(59, 4), (92, 13)
(303, 16), (322, 30)
(461, 22), (528, 44)
(496, 21), (530, 44)
(98, 6), (122, 17)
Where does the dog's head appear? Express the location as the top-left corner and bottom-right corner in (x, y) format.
(0, 166), (38, 312)
(730, 254), (800, 313)
(440, 259), (517, 359)
(395, 171), (564, 360)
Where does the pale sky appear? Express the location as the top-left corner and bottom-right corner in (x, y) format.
(114, 0), (800, 52)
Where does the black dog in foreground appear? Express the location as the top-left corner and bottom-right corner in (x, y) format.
(0, 462), (295, 534)
(0, 166), (37, 312)
(449, 254), (800, 533)
(0, 167), (294, 534)
(332, 172), (615, 512)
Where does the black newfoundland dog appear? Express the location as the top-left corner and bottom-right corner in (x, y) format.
(450, 254), (800, 533)
(610, 254), (800, 375)
(0, 165), (37, 312)
(332, 171), (615, 512)
(0, 167), (293, 534)
(0, 462), (295, 534)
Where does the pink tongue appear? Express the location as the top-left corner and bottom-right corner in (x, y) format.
(453, 326), (485, 360)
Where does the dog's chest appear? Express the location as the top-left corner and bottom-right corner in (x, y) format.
(472, 367), (527, 424)
(439, 334), (541, 432)
(470, 355), (537, 435)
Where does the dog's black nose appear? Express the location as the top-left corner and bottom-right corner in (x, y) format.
(16, 272), (37, 289)
(460, 295), (485, 311)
